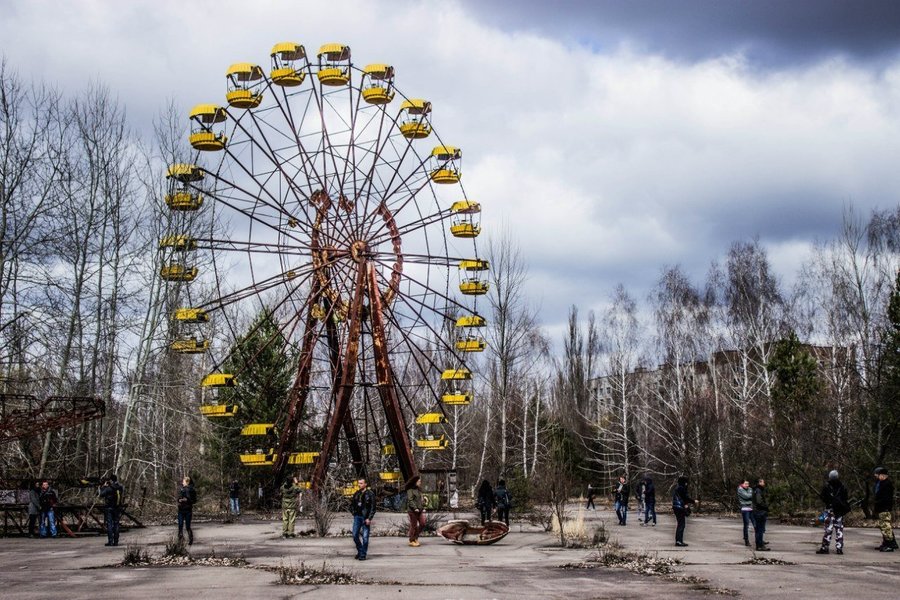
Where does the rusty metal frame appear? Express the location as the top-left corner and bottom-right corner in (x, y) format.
(0, 395), (105, 444)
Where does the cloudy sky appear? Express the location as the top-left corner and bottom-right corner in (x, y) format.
(3, 0), (900, 337)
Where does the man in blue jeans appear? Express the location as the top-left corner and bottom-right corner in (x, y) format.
(613, 475), (629, 525)
(350, 478), (376, 560)
(752, 478), (770, 551)
(38, 480), (58, 538)
(737, 480), (755, 546)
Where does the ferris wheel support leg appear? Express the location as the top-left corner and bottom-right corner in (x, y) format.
(324, 299), (367, 480)
(272, 286), (323, 487)
(311, 262), (367, 494)
(366, 265), (419, 482)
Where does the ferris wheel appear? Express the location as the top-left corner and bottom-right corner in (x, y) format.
(159, 42), (487, 493)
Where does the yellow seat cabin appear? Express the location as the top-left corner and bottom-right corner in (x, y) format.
(270, 42), (308, 86)
(188, 104), (227, 151)
(450, 200), (481, 238)
(430, 146), (461, 183)
(226, 63), (264, 109)
(317, 44), (351, 86)
(361, 64), (395, 104)
(398, 99), (432, 139)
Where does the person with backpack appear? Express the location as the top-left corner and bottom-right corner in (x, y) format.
(737, 480), (755, 546)
(99, 474), (125, 546)
(228, 479), (241, 516)
(177, 476), (197, 545)
(817, 470), (850, 555)
(476, 480), (494, 524)
(281, 477), (304, 538)
(494, 479), (512, 526)
(874, 467), (897, 552)
(586, 484), (597, 511)
(642, 476), (657, 526)
(613, 475), (630, 526)
(38, 480), (58, 538)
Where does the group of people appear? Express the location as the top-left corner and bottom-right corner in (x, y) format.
(589, 475), (658, 527)
(475, 479), (513, 526)
(26, 480), (59, 538)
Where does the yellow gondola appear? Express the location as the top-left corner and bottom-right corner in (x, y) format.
(201, 373), (235, 387)
(398, 99), (432, 139)
(459, 259), (489, 296)
(441, 368), (471, 381)
(240, 423), (275, 436)
(379, 470), (401, 483)
(159, 235), (198, 251)
(415, 412), (447, 424)
(226, 63), (264, 109)
(173, 308), (209, 323)
(199, 401), (238, 417)
(160, 264), (198, 282)
(188, 104), (227, 151)
(342, 482), (360, 497)
(270, 42), (307, 86)
(455, 336), (486, 352)
(416, 435), (449, 450)
(456, 314), (486, 328)
(166, 163), (204, 183)
(317, 43), (351, 86)
(361, 64), (395, 104)
(450, 200), (481, 238)
(430, 145), (461, 183)
(165, 191), (203, 211)
(442, 392), (472, 406)
(288, 451), (319, 465)
(381, 443), (396, 455)
(171, 338), (209, 354)
(240, 449), (276, 466)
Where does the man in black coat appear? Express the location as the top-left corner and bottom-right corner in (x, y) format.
(752, 478), (770, 551)
(874, 467), (897, 552)
(99, 474), (125, 546)
(817, 470), (849, 555)
(614, 475), (630, 526)
(350, 478), (376, 560)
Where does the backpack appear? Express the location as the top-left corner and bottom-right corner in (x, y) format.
(115, 484), (126, 508)
(496, 489), (511, 509)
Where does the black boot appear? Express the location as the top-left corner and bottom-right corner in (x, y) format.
(188, 531), (194, 546)
(816, 547), (828, 554)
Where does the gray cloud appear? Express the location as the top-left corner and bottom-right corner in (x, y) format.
(462, 0), (900, 66)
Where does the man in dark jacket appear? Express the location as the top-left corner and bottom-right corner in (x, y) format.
(672, 476), (694, 546)
(177, 476), (197, 545)
(476, 480), (494, 524)
(614, 475), (630, 526)
(817, 470), (849, 555)
(350, 478), (376, 560)
(38, 480), (58, 538)
(752, 478), (770, 551)
(99, 474), (125, 546)
(642, 477), (657, 526)
(494, 480), (512, 526)
(874, 467), (897, 552)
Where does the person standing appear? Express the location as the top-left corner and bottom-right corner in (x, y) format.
(177, 476), (197, 545)
(494, 479), (512, 526)
(817, 470), (850, 555)
(405, 475), (427, 547)
(350, 478), (376, 560)
(99, 474), (125, 547)
(874, 467), (897, 552)
(614, 475), (630, 526)
(636, 478), (647, 523)
(27, 481), (41, 538)
(38, 480), (58, 538)
(752, 478), (770, 551)
(476, 480), (494, 524)
(672, 476), (694, 547)
(281, 477), (303, 538)
(228, 479), (241, 516)
(586, 484), (596, 511)
(737, 480), (755, 547)
(642, 477), (657, 526)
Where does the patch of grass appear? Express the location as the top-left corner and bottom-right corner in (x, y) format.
(121, 544), (151, 566)
(741, 555), (794, 565)
(276, 561), (360, 585)
(164, 535), (190, 558)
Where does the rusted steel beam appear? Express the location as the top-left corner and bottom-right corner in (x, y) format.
(311, 260), (367, 493)
(0, 395), (104, 444)
(271, 282), (323, 486)
(367, 264), (418, 482)
(324, 298), (366, 479)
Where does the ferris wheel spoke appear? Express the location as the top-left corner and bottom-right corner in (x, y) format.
(370, 256), (472, 316)
(360, 168), (434, 243)
(199, 261), (318, 312)
(195, 237), (322, 255)
(367, 209), (450, 247)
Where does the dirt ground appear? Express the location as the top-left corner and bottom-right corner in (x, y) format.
(1, 505), (897, 599)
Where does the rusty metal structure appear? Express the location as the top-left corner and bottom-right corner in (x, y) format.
(0, 394), (104, 444)
(159, 43), (487, 494)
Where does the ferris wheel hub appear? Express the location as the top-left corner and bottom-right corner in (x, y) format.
(349, 240), (369, 263)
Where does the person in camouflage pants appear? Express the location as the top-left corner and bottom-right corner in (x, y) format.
(817, 470), (850, 555)
(874, 467), (897, 552)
